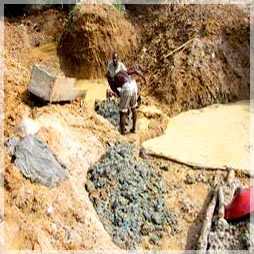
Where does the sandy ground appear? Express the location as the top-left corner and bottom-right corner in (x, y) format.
(3, 9), (251, 251)
(143, 100), (251, 173)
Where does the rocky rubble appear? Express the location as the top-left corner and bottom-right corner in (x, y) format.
(95, 99), (120, 129)
(208, 216), (252, 250)
(87, 143), (178, 249)
(95, 99), (134, 133)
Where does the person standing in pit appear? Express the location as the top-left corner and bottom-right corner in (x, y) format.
(106, 52), (127, 98)
(110, 69), (146, 135)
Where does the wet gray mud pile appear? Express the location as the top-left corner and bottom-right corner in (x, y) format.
(87, 143), (178, 249)
(95, 100), (120, 127)
(208, 215), (253, 250)
(95, 100), (133, 133)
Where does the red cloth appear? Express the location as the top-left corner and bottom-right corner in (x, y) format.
(225, 187), (254, 220)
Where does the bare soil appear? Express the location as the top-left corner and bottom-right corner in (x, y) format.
(127, 4), (250, 115)
(57, 4), (140, 79)
(3, 4), (250, 251)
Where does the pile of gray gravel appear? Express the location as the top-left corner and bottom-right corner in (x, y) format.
(95, 99), (120, 128)
(208, 215), (253, 250)
(94, 100), (133, 133)
(87, 143), (178, 249)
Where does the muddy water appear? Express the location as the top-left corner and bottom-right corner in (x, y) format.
(75, 79), (108, 107)
(31, 42), (109, 107)
(31, 42), (57, 60)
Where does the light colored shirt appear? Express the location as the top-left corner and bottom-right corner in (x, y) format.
(107, 60), (127, 79)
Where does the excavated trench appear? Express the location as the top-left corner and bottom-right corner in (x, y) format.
(4, 4), (251, 251)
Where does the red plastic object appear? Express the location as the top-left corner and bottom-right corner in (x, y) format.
(224, 187), (254, 220)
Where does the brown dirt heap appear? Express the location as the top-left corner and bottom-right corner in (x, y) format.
(130, 5), (250, 115)
(57, 4), (140, 79)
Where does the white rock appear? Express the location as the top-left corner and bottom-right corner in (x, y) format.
(14, 117), (41, 136)
(46, 205), (54, 216)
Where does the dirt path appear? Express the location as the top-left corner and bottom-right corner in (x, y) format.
(143, 100), (251, 174)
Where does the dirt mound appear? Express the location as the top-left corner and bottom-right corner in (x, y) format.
(57, 4), (140, 79)
(130, 5), (250, 115)
(4, 100), (125, 250)
(22, 8), (66, 45)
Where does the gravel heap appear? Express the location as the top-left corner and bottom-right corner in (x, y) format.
(95, 100), (133, 133)
(208, 216), (253, 250)
(95, 99), (120, 128)
(87, 143), (178, 249)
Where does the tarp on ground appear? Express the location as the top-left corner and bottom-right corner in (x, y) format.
(142, 100), (251, 174)
(6, 135), (67, 186)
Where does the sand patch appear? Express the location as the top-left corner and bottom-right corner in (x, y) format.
(143, 100), (251, 174)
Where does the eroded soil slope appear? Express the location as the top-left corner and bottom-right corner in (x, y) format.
(57, 4), (140, 79)
(127, 4), (250, 115)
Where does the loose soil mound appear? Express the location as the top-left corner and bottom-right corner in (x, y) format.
(129, 5), (250, 115)
(57, 4), (140, 79)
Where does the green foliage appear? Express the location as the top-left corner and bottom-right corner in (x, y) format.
(114, 0), (125, 12)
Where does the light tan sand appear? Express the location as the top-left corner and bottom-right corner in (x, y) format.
(143, 100), (252, 173)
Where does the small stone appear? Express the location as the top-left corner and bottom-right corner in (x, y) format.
(215, 218), (229, 231)
(185, 174), (195, 184)
(139, 147), (148, 159)
(152, 212), (163, 225)
(173, 183), (182, 189)
(143, 210), (152, 221)
(155, 200), (164, 212)
(195, 173), (208, 183)
(149, 233), (160, 244)
(85, 179), (95, 193)
(141, 223), (154, 235)
(160, 163), (170, 171)
(46, 205), (54, 216)
(180, 200), (193, 213)
(89, 189), (100, 200)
